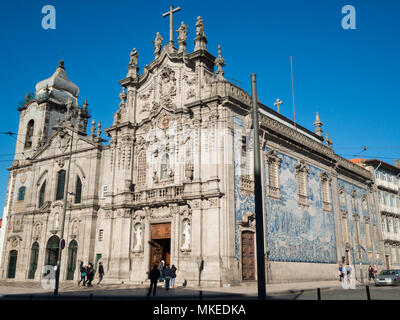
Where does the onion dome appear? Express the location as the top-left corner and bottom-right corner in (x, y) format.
(35, 60), (79, 105)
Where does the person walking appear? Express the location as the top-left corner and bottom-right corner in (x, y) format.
(164, 264), (171, 291)
(85, 263), (94, 287)
(147, 264), (161, 298)
(158, 259), (164, 282)
(368, 265), (375, 281)
(78, 262), (87, 286)
(338, 263), (344, 282)
(170, 264), (177, 288)
(97, 262), (105, 286)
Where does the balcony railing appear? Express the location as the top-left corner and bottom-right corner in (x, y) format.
(380, 204), (400, 215)
(376, 178), (399, 192)
(133, 185), (184, 204)
(382, 231), (400, 242)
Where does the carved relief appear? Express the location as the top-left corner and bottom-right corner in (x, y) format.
(159, 66), (177, 108)
(151, 206), (171, 219)
(239, 212), (256, 229)
(12, 215), (23, 233)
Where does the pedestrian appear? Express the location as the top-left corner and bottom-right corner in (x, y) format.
(164, 264), (171, 290)
(85, 263), (94, 287)
(78, 262), (86, 286)
(147, 264), (161, 298)
(368, 265), (374, 281)
(97, 262), (105, 286)
(158, 259), (164, 282)
(170, 264), (177, 288)
(338, 263), (344, 282)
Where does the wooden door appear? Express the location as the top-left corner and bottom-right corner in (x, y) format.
(149, 240), (162, 271)
(386, 255), (390, 270)
(242, 231), (255, 281)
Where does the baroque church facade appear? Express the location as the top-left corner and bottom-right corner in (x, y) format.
(0, 14), (385, 286)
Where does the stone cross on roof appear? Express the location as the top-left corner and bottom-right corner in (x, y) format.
(274, 98), (283, 114)
(162, 5), (181, 45)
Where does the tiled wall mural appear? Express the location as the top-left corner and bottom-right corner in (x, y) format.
(233, 117), (336, 263)
(264, 153), (337, 263)
(233, 117), (381, 266)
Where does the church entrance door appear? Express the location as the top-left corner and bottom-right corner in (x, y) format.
(7, 250), (18, 279)
(149, 223), (171, 271)
(242, 231), (255, 281)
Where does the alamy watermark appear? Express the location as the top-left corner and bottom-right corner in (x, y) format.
(41, 5), (56, 30)
(342, 5), (356, 30)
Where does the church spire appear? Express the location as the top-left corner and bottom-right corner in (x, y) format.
(313, 112), (323, 137)
(215, 45), (225, 81)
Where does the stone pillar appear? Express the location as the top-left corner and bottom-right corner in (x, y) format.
(330, 169), (344, 263)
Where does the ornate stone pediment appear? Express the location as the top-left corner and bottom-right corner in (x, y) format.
(150, 206), (171, 219)
(239, 212), (256, 229)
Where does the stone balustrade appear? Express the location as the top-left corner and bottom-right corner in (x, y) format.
(133, 185), (184, 204)
(376, 178), (399, 192)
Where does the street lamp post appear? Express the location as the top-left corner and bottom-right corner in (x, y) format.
(54, 127), (74, 295)
(251, 74), (267, 300)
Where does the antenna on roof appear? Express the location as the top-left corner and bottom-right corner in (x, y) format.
(290, 56), (296, 130)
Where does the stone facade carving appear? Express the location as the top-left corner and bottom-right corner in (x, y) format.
(181, 218), (191, 250)
(153, 32), (163, 57)
(159, 66), (177, 108)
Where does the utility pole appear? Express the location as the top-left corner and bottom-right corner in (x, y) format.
(54, 127), (74, 295)
(251, 74), (266, 300)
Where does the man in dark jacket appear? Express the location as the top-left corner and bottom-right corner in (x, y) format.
(97, 262), (105, 286)
(147, 264), (161, 298)
(85, 263), (94, 287)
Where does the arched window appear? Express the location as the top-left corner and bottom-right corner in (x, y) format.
(56, 170), (66, 201)
(39, 181), (46, 208)
(28, 242), (39, 279)
(74, 176), (82, 204)
(24, 119), (34, 148)
(136, 150), (147, 186)
(160, 153), (170, 180)
(18, 186), (26, 201)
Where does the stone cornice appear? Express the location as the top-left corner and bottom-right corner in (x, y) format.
(259, 114), (371, 180)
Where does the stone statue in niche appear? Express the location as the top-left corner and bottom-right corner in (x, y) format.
(133, 223), (143, 251)
(72, 220), (78, 235)
(34, 223), (41, 238)
(54, 213), (59, 230)
(181, 219), (191, 250)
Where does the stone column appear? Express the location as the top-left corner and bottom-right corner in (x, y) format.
(331, 169), (344, 263)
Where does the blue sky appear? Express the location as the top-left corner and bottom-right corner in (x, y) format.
(0, 0), (399, 215)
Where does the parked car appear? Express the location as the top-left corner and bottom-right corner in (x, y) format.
(374, 269), (400, 286)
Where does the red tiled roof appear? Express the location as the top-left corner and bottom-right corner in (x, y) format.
(349, 158), (365, 164)
(0, 218), (2, 228)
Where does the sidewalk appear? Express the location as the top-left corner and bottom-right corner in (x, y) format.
(198, 280), (343, 296)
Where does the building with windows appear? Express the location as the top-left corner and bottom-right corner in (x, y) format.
(351, 159), (400, 270)
(0, 14), (384, 286)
